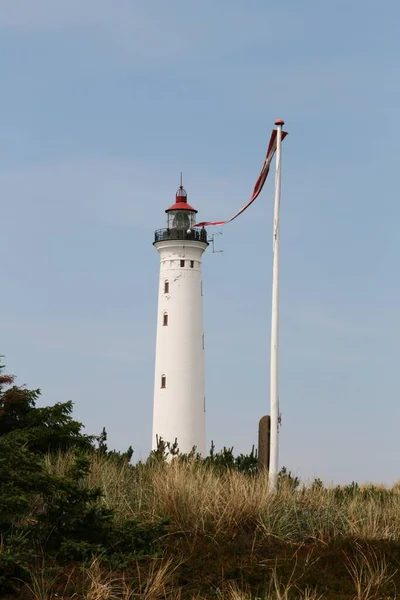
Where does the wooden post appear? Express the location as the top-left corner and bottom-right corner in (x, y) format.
(258, 415), (271, 473)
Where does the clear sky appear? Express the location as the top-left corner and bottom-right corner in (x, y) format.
(1, 0), (399, 484)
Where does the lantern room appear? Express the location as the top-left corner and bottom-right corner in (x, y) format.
(165, 185), (198, 230)
(153, 184), (208, 245)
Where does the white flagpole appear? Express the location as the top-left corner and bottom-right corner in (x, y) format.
(268, 118), (284, 492)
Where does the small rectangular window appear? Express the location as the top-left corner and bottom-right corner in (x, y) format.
(190, 260), (194, 268)
(163, 313), (168, 326)
(180, 260), (185, 267)
(164, 280), (169, 294)
(161, 375), (166, 388)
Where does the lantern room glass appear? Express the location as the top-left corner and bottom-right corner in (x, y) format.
(167, 210), (196, 230)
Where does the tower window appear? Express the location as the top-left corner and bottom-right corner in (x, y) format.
(164, 280), (169, 294)
(163, 312), (168, 326)
(161, 375), (166, 389)
(180, 260), (185, 267)
(190, 260), (194, 268)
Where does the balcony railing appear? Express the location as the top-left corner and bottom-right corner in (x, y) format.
(154, 228), (208, 244)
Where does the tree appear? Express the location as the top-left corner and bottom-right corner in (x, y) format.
(0, 359), (93, 453)
(0, 360), (166, 594)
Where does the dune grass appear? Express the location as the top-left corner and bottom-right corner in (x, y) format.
(45, 450), (400, 543)
(35, 452), (400, 599)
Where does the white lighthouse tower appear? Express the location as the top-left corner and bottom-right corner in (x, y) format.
(152, 183), (208, 455)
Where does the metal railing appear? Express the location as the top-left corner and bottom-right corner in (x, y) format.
(154, 228), (208, 244)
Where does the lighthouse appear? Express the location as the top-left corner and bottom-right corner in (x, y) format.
(152, 183), (208, 455)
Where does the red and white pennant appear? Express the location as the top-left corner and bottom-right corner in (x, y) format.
(195, 127), (288, 228)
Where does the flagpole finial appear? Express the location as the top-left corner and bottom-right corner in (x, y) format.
(275, 118), (285, 126)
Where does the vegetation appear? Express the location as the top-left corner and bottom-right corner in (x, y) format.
(1, 359), (400, 599)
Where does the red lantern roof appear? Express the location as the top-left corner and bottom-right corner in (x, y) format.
(166, 185), (198, 213)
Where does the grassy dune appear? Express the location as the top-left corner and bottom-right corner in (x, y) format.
(24, 452), (400, 600)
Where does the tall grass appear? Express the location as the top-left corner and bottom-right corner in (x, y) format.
(24, 557), (181, 600)
(23, 564), (330, 600)
(39, 452), (400, 599)
(344, 542), (398, 600)
(44, 451), (400, 544)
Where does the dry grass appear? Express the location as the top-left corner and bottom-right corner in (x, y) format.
(344, 542), (398, 600)
(212, 577), (323, 600)
(44, 452), (400, 544)
(24, 557), (181, 600)
(39, 452), (400, 599)
(22, 554), (399, 600)
(23, 564), (73, 600)
(97, 457), (400, 543)
(23, 568), (62, 600)
(83, 556), (182, 600)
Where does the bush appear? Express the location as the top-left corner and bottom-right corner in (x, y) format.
(148, 437), (259, 474)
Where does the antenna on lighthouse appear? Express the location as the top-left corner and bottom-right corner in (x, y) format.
(210, 232), (223, 255)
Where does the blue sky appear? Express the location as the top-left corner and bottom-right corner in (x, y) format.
(1, 0), (400, 484)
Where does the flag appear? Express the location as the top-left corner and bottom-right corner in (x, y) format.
(194, 128), (288, 228)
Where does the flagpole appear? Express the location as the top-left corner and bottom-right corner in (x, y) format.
(268, 118), (284, 492)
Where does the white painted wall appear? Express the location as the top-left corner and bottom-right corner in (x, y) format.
(152, 238), (208, 455)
